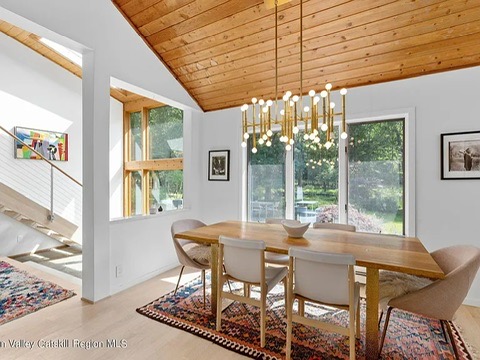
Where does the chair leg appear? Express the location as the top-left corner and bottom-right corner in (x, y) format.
(356, 298), (361, 339)
(216, 278), (223, 332)
(444, 320), (460, 360)
(174, 266), (185, 295)
(201, 269), (206, 308)
(260, 289), (267, 347)
(286, 279), (292, 360)
(298, 298), (305, 317)
(349, 306), (356, 360)
(378, 307), (393, 356)
(222, 265), (233, 293)
(244, 284), (250, 298)
(440, 319), (449, 342)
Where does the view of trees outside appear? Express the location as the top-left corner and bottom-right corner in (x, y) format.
(348, 120), (404, 234)
(294, 129), (339, 223)
(149, 106), (184, 210)
(129, 106), (184, 214)
(248, 132), (286, 222)
(247, 119), (405, 234)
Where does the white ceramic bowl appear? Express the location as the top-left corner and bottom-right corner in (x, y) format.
(281, 220), (310, 238)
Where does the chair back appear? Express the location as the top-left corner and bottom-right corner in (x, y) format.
(313, 222), (356, 232)
(219, 236), (266, 284)
(266, 218), (300, 224)
(171, 219), (207, 267)
(389, 245), (480, 320)
(289, 248), (355, 305)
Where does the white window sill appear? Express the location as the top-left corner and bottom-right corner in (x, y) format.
(110, 207), (191, 224)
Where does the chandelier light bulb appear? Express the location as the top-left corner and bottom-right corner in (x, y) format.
(252, 97), (257, 104)
(266, 140), (272, 147)
(314, 96), (320, 104)
(341, 132), (348, 139)
(325, 141), (332, 149)
(320, 90), (328, 98)
(314, 136), (320, 143)
(259, 99), (265, 106)
(285, 91), (292, 98)
(280, 109), (285, 116)
(325, 83), (332, 91)
(241, 141), (247, 148)
(258, 138), (264, 145)
(266, 99), (273, 106)
(285, 144), (292, 151)
(292, 126), (299, 134)
(252, 147), (257, 154)
(340, 88), (348, 95)
(262, 134), (268, 140)
(304, 106), (310, 113)
(267, 129), (273, 137)
(292, 95), (299, 102)
(282, 95), (288, 101)
(303, 134), (309, 140)
(244, 133), (250, 139)
(308, 90), (315, 97)
(289, 138), (294, 145)
(309, 133), (315, 140)
(330, 102), (335, 109)
(321, 123), (328, 132)
(313, 129), (319, 135)
(290, 100), (294, 107)
(262, 106), (268, 113)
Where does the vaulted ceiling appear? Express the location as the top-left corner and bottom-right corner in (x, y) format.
(113, 0), (480, 112)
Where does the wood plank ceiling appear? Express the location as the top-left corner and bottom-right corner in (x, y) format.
(0, 20), (145, 104)
(112, 0), (480, 112)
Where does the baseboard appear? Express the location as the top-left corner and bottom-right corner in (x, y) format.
(110, 262), (179, 296)
(463, 297), (480, 308)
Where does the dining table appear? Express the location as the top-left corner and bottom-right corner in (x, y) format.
(175, 220), (445, 360)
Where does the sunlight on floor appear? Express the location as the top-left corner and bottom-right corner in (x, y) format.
(50, 248), (73, 256)
(161, 270), (200, 285)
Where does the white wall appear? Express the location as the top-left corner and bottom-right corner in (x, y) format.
(200, 66), (480, 306)
(0, 31), (83, 246)
(109, 97), (123, 220)
(0, 212), (62, 256)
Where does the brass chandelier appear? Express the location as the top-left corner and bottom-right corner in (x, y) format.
(240, 0), (348, 153)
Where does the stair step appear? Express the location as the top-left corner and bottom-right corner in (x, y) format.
(20, 219), (37, 227)
(4, 210), (23, 220)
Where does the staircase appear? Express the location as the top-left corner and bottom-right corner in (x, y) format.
(0, 125), (82, 246)
(0, 182), (78, 244)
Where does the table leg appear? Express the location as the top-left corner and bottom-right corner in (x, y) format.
(365, 268), (379, 360)
(210, 244), (219, 316)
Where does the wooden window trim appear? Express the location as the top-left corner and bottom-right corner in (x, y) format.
(123, 101), (183, 217)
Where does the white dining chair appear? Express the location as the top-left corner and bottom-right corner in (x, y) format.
(216, 235), (288, 347)
(286, 248), (360, 360)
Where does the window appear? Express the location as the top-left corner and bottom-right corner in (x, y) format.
(246, 116), (411, 236)
(123, 99), (183, 216)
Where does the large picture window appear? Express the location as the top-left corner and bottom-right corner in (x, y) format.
(246, 117), (409, 236)
(123, 99), (183, 216)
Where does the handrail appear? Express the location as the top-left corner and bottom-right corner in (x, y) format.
(0, 125), (82, 187)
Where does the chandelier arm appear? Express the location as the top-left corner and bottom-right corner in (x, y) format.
(300, 0), (303, 123)
(275, 0), (278, 123)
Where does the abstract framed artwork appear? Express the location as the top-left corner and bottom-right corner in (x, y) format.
(208, 150), (230, 181)
(441, 130), (480, 179)
(14, 126), (69, 161)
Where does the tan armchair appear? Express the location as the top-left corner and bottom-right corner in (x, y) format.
(379, 245), (480, 359)
(171, 219), (210, 305)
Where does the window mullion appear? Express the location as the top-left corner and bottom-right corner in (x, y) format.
(285, 148), (294, 219)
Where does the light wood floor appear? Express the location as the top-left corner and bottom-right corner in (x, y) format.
(0, 259), (479, 360)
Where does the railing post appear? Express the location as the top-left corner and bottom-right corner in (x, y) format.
(48, 166), (55, 222)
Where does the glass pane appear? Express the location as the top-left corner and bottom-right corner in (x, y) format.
(149, 170), (183, 212)
(149, 106), (183, 159)
(348, 119), (404, 234)
(130, 171), (142, 216)
(248, 132), (286, 222)
(294, 128), (339, 223)
(130, 112), (142, 161)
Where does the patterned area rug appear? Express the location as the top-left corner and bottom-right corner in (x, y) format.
(137, 276), (473, 360)
(0, 261), (75, 325)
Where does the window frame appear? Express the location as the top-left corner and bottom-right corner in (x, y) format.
(123, 98), (183, 217)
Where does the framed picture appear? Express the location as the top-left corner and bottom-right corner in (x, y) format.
(208, 150), (230, 181)
(14, 126), (69, 161)
(441, 131), (480, 179)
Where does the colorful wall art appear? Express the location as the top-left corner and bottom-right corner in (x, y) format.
(14, 127), (69, 161)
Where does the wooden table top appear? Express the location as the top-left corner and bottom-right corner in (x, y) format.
(175, 221), (445, 279)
